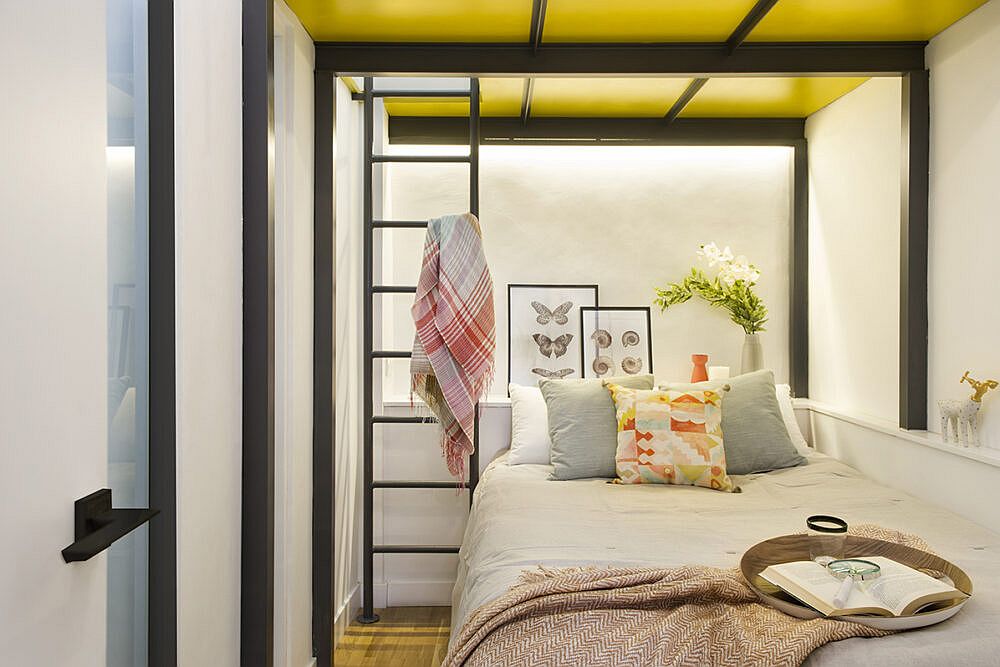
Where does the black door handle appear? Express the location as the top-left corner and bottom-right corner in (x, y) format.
(61, 489), (159, 563)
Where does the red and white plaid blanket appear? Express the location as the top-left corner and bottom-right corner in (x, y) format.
(411, 213), (495, 477)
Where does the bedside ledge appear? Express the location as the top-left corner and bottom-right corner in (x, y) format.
(797, 398), (1000, 470)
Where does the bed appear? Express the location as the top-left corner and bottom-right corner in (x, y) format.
(450, 450), (1000, 665)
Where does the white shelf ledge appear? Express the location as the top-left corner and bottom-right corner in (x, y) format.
(798, 398), (1000, 470)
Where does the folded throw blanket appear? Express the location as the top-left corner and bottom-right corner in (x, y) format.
(444, 525), (928, 667)
(411, 213), (495, 477)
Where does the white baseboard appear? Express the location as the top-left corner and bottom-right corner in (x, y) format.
(333, 583), (360, 645)
(304, 659), (317, 667)
(372, 579), (456, 607)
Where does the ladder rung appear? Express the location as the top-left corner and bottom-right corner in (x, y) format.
(372, 155), (471, 164)
(373, 220), (428, 229)
(373, 545), (460, 554)
(352, 90), (472, 100)
(373, 480), (469, 489)
(372, 350), (412, 359)
(373, 285), (416, 294)
(372, 415), (439, 424)
(374, 90), (472, 98)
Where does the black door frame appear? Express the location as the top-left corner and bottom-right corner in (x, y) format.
(147, 0), (177, 664)
(242, 0), (276, 664)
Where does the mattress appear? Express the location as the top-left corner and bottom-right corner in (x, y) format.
(451, 451), (1000, 665)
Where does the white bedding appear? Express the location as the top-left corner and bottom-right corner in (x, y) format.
(452, 451), (1000, 665)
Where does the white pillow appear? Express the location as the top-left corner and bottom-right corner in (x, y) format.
(508, 383), (552, 465)
(775, 383), (811, 456)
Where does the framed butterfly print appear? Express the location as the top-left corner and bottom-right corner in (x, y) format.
(579, 306), (653, 379)
(507, 284), (599, 391)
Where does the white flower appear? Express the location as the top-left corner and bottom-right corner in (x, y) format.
(697, 242), (734, 267)
(697, 242), (720, 265)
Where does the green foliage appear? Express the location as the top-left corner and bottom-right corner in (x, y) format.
(653, 268), (768, 334)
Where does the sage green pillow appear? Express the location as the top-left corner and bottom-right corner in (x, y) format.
(540, 374), (655, 480)
(660, 369), (805, 475)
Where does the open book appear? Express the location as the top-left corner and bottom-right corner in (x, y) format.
(760, 556), (967, 617)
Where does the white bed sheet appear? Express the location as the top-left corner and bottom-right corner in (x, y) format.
(452, 451), (1000, 665)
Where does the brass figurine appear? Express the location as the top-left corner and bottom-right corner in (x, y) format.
(960, 371), (998, 403)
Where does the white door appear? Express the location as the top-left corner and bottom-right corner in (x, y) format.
(1, 2), (156, 665)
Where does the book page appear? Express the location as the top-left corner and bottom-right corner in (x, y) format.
(763, 561), (885, 613)
(861, 557), (960, 616)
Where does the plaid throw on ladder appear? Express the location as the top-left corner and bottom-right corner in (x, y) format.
(411, 213), (495, 477)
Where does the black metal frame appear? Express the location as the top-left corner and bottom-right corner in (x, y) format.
(147, 1), (176, 663)
(579, 306), (654, 379)
(242, 0), (275, 664)
(506, 283), (599, 392)
(312, 70), (336, 667)
(389, 116), (807, 146)
(357, 78), (483, 625)
(900, 70), (930, 429)
(306, 6), (930, 653)
(315, 41), (925, 77)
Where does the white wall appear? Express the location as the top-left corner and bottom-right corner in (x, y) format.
(273, 3), (314, 665)
(927, 0), (1000, 449)
(804, 77), (902, 422)
(0, 2), (108, 664)
(334, 77), (364, 640)
(174, 0), (243, 663)
(384, 145), (794, 398)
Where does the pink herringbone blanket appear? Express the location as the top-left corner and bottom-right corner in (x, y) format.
(410, 213), (495, 477)
(445, 526), (928, 667)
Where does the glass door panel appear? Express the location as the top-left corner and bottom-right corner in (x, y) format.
(107, 1), (150, 665)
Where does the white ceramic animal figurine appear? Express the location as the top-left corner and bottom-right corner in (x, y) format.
(938, 371), (998, 446)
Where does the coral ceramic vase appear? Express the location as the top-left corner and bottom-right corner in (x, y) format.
(691, 354), (709, 382)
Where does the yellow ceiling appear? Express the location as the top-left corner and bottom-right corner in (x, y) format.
(529, 78), (694, 117)
(383, 79), (523, 117)
(542, 0), (757, 43)
(380, 77), (870, 119)
(748, 0), (990, 41)
(287, 0), (988, 43)
(286, 0), (531, 42)
(680, 77), (869, 118)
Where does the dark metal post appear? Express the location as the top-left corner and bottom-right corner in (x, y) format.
(900, 70), (930, 429)
(312, 70), (336, 664)
(359, 77), (379, 624)
(241, 0), (275, 663)
(790, 140), (809, 397)
(469, 78), (481, 500)
(147, 1), (176, 663)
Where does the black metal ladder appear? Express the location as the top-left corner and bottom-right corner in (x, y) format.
(359, 77), (482, 624)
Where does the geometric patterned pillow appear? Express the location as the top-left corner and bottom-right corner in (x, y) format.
(605, 383), (738, 492)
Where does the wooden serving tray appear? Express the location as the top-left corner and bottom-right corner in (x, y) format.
(741, 534), (973, 630)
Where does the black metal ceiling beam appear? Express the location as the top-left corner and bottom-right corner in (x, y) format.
(388, 116), (805, 146)
(727, 0), (781, 53)
(664, 78), (708, 123)
(315, 41), (925, 76)
(529, 0), (548, 53)
(520, 78), (535, 125)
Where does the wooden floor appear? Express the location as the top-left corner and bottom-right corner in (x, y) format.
(334, 607), (452, 666)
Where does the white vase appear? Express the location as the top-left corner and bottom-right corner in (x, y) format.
(741, 333), (764, 374)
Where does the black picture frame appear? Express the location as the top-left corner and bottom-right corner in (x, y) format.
(507, 283), (599, 392)
(579, 306), (654, 379)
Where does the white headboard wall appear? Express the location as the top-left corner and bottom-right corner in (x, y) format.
(380, 144), (794, 398)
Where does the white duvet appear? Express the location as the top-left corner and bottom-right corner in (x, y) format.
(451, 451), (1000, 665)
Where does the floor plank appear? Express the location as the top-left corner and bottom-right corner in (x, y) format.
(334, 607), (451, 666)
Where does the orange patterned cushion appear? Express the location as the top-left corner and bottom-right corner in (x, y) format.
(605, 384), (737, 492)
